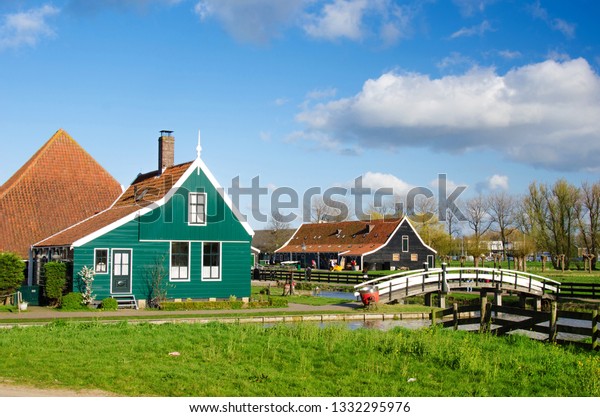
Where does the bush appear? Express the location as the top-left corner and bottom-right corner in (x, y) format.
(100, 297), (118, 311)
(0, 252), (25, 297)
(159, 298), (288, 311)
(60, 292), (87, 310)
(44, 262), (67, 306)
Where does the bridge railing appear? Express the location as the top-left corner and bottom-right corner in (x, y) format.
(355, 267), (561, 299)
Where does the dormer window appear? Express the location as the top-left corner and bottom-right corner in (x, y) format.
(189, 192), (206, 225)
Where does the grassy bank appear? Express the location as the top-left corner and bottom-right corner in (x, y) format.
(0, 321), (598, 396)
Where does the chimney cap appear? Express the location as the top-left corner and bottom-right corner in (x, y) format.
(160, 130), (174, 136)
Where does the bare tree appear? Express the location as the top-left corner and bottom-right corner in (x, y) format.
(311, 195), (352, 223)
(259, 216), (293, 255)
(576, 181), (600, 269)
(464, 195), (491, 240)
(487, 191), (515, 260)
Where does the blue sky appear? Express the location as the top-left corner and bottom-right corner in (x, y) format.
(1, 0), (599, 230)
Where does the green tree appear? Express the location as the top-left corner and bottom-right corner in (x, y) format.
(44, 262), (67, 306)
(0, 252), (25, 298)
(525, 179), (580, 268)
(575, 181), (600, 270)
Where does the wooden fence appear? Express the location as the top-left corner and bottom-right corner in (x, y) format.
(433, 302), (599, 351)
(252, 268), (368, 285)
(558, 282), (600, 299)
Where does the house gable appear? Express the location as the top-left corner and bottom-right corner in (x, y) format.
(138, 159), (252, 243)
(0, 129), (121, 258)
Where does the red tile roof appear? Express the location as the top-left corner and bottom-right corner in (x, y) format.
(0, 129), (122, 258)
(275, 218), (402, 256)
(34, 162), (193, 248)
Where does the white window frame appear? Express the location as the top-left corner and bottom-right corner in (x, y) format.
(94, 248), (109, 274)
(170, 241), (191, 282)
(188, 192), (207, 226)
(402, 235), (409, 253)
(201, 241), (222, 282)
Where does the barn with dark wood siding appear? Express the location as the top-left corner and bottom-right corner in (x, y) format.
(275, 218), (436, 271)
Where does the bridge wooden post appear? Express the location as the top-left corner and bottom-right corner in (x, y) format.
(592, 310), (599, 351)
(453, 303), (459, 331)
(493, 284), (502, 307)
(548, 301), (558, 343)
(438, 293), (446, 309)
(424, 293), (433, 307)
(480, 292), (490, 332)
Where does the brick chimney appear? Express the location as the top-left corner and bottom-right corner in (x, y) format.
(158, 130), (174, 172)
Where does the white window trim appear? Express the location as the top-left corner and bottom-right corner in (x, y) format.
(110, 248), (133, 295)
(201, 241), (222, 282)
(188, 192), (207, 226)
(169, 241), (191, 282)
(402, 235), (409, 253)
(94, 248), (109, 274)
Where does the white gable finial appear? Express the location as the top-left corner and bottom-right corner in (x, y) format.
(196, 129), (202, 159)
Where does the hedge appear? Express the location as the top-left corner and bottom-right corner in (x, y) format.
(160, 298), (288, 311)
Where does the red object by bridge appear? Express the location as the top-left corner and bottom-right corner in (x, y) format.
(359, 285), (379, 306)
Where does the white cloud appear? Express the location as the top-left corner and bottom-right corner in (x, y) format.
(358, 172), (414, 196)
(488, 174), (509, 190)
(66, 0), (183, 14)
(450, 20), (493, 39)
(528, 0), (575, 39)
(195, 0), (306, 44)
(303, 0), (413, 44)
(259, 131), (271, 142)
(498, 49), (521, 60)
(306, 88), (337, 101)
(274, 97), (289, 106)
(429, 176), (466, 193)
(193, 0), (414, 45)
(304, 0), (367, 41)
(0, 4), (59, 50)
(452, 0), (496, 16)
(295, 58), (600, 172)
(436, 52), (476, 70)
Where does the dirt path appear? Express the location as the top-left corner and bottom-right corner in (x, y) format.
(0, 382), (115, 397)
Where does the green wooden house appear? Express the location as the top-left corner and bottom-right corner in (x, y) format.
(33, 131), (253, 305)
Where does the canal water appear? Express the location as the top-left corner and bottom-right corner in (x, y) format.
(315, 290), (358, 301)
(313, 291), (591, 341)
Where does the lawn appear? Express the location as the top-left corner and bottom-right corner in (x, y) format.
(0, 320), (598, 397)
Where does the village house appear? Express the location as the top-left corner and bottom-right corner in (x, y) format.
(274, 218), (437, 271)
(32, 131), (253, 306)
(0, 129), (122, 267)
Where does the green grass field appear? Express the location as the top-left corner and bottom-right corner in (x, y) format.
(0, 321), (598, 397)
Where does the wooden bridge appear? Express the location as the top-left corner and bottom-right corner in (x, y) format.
(354, 264), (561, 309)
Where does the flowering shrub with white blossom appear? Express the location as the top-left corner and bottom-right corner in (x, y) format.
(78, 266), (96, 305)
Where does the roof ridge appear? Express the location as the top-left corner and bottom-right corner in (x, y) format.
(0, 129), (85, 198)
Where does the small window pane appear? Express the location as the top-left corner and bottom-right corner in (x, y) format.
(202, 242), (220, 280)
(189, 192), (206, 225)
(94, 249), (108, 273)
(171, 242), (189, 280)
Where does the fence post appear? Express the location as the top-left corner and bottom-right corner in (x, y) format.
(480, 293), (490, 333)
(431, 308), (437, 327)
(389, 281), (392, 302)
(593, 310), (599, 351)
(453, 302), (459, 331)
(441, 263), (448, 294)
(548, 301), (558, 344)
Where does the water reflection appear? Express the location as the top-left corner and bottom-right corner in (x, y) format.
(315, 290), (358, 301)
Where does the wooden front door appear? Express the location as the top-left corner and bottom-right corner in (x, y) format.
(111, 249), (132, 294)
